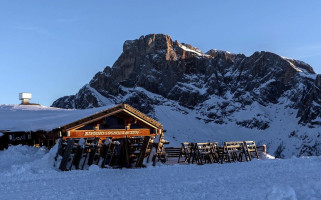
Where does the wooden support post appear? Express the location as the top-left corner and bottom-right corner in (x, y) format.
(81, 146), (90, 170)
(135, 136), (150, 168)
(100, 143), (109, 168)
(124, 137), (130, 167)
(73, 145), (84, 169)
(87, 140), (98, 166)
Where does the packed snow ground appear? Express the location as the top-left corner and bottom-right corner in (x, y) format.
(1, 145), (321, 200)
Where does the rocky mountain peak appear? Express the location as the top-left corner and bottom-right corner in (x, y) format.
(122, 34), (177, 61)
(52, 33), (321, 158)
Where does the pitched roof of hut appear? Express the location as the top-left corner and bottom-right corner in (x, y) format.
(0, 104), (162, 133)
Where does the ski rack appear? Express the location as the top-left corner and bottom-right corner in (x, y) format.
(57, 136), (157, 171)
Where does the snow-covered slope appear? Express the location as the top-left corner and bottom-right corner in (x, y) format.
(1, 145), (321, 199)
(2, 99), (320, 158)
(134, 89), (321, 158)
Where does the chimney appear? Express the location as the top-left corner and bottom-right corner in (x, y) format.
(19, 93), (32, 105)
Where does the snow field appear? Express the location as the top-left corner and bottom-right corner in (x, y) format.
(1, 145), (321, 200)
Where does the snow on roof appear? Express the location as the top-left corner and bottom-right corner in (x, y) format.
(0, 104), (116, 132)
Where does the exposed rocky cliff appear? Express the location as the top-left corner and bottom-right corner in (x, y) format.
(52, 34), (321, 158)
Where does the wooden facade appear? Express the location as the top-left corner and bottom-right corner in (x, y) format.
(1, 104), (167, 170)
(53, 104), (166, 170)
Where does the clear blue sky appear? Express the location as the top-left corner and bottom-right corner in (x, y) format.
(1, 1), (321, 106)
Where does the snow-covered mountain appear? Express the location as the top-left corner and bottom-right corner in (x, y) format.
(52, 34), (321, 158)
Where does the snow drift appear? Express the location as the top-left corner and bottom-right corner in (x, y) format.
(1, 145), (321, 199)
